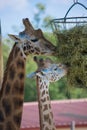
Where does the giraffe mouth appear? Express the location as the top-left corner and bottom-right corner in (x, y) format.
(41, 50), (57, 56)
(63, 65), (68, 74)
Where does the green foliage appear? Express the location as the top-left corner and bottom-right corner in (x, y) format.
(2, 32), (87, 102)
(2, 39), (10, 68)
(33, 3), (54, 31)
(24, 56), (37, 102)
(44, 32), (57, 46)
(55, 25), (87, 88)
(36, 3), (45, 11)
(34, 3), (45, 28)
(42, 15), (53, 30)
(24, 78), (37, 102)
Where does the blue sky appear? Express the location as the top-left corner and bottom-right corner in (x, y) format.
(0, 0), (87, 37)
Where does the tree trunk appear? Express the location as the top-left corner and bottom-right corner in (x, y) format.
(0, 20), (3, 89)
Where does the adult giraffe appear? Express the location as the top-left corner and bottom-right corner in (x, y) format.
(0, 18), (56, 130)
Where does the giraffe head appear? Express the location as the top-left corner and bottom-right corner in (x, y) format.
(9, 18), (56, 58)
(27, 56), (67, 82)
(38, 63), (67, 82)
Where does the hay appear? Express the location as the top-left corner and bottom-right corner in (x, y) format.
(56, 25), (87, 88)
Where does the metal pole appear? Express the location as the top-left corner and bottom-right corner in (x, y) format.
(71, 121), (75, 130)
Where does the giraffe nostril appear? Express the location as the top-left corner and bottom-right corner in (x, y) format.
(23, 46), (26, 51)
(28, 45), (30, 49)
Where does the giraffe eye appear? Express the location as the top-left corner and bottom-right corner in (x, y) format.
(54, 68), (57, 71)
(31, 39), (38, 42)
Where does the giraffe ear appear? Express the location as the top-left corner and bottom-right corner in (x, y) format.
(8, 34), (21, 42)
(27, 72), (36, 78)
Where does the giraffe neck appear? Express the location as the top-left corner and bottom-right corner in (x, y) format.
(36, 76), (56, 130)
(0, 43), (26, 130)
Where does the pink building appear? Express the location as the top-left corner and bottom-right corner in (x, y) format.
(21, 99), (87, 130)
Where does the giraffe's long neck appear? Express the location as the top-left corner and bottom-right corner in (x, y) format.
(36, 76), (56, 130)
(0, 43), (26, 130)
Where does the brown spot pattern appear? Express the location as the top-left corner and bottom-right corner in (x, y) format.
(18, 72), (24, 80)
(6, 121), (16, 130)
(15, 47), (20, 57)
(0, 110), (5, 122)
(13, 97), (23, 109)
(12, 80), (24, 95)
(45, 127), (49, 130)
(44, 114), (49, 121)
(9, 65), (16, 80)
(0, 124), (4, 130)
(42, 90), (45, 97)
(43, 104), (48, 111)
(49, 104), (51, 109)
(49, 118), (52, 125)
(47, 96), (50, 100)
(13, 112), (22, 127)
(2, 98), (12, 117)
(50, 112), (53, 118)
(5, 82), (11, 95)
(40, 83), (43, 89)
(16, 59), (24, 69)
(41, 97), (46, 102)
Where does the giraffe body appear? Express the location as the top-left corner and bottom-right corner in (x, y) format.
(28, 57), (67, 130)
(0, 44), (26, 130)
(0, 18), (56, 130)
(36, 76), (56, 130)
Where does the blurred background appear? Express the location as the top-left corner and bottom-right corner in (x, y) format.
(0, 0), (87, 102)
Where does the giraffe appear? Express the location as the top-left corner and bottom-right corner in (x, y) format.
(0, 18), (56, 130)
(27, 56), (67, 130)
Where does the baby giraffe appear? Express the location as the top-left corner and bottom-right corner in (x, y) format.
(0, 18), (56, 130)
(27, 56), (67, 130)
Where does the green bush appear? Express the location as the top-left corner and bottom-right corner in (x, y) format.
(55, 25), (87, 88)
(2, 33), (87, 102)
